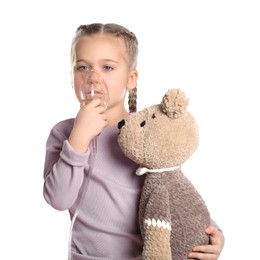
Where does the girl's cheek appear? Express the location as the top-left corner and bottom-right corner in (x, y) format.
(73, 77), (83, 102)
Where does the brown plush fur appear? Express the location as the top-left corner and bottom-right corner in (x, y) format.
(118, 89), (210, 259)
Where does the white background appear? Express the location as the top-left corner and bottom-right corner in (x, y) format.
(0, 0), (259, 259)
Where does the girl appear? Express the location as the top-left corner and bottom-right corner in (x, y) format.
(43, 23), (224, 260)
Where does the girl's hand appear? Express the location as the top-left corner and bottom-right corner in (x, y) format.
(68, 98), (108, 153)
(76, 98), (107, 136)
(188, 225), (225, 260)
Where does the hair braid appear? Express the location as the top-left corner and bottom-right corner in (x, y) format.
(128, 87), (137, 113)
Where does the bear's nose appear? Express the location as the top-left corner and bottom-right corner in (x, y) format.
(118, 119), (125, 129)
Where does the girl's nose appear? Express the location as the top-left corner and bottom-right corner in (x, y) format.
(86, 70), (102, 85)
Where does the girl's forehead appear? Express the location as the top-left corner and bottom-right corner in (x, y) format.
(76, 34), (126, 52)
(73, 34), (128, 62)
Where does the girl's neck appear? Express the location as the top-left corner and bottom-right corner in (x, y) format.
(106, 108), (129, 126)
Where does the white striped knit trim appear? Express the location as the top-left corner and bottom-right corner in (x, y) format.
(144, 218), (172, 231)
(136, 166), (180, 176)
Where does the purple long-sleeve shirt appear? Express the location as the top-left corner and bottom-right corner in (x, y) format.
(43, 118), (145, 259)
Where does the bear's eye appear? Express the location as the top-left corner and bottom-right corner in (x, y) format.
(152, 113), (156, 119)
(140, 121), (146, 127)
(118, 119), (125, 129)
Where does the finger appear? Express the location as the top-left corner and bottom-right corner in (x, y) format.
(81, 98), (100, 107)
(80, 100), (87, 108)
(192, 244), (214, 253)
(101, 113), (108, 122)
(188, 251), (216, 260)
(205, 225), (215, 235)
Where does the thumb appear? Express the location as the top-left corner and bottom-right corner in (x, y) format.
(205, 225), (215, 235)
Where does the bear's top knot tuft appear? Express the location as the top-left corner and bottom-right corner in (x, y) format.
(161, 89), (189, 119)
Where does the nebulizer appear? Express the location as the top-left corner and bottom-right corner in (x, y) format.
(68, 70), (109, 260)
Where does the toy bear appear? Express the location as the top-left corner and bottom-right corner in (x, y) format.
(117, 88), (211, 259)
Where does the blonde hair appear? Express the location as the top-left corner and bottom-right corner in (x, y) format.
(71, 23), (139, 112)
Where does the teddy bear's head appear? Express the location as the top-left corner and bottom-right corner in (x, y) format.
(118, 88), (199, 169)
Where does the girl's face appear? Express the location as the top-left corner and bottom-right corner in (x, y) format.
(71, 34), (137, 110)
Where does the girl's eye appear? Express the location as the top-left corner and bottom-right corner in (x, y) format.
(103, 66), (113, 71)
(77, 66), (89, 71)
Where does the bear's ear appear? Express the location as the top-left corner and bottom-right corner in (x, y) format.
(161, 88), (189, 119)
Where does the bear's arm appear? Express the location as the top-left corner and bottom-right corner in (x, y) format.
(142, 185), (172, 260)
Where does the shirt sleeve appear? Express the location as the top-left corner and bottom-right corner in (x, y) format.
(43, 125), (90, 211)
